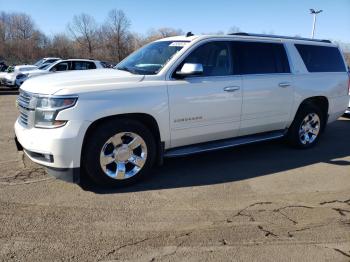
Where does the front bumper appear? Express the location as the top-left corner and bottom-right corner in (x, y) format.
(4, 79), (15, 86)
(14, 118), (91, 169)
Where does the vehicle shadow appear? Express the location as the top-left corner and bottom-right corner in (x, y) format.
(81, 118), (350, 194)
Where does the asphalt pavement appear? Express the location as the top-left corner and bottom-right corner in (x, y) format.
(0, 89), (349, 261)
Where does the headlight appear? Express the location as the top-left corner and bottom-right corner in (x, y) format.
(34, 96), (78, 128)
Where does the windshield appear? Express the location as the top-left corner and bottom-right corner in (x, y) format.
(116, 41), (189, 75)
(38, 63), (51, 70)
(34, 59), (45, 66)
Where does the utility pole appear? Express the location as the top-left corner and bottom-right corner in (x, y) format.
(310, 9), (323, 39)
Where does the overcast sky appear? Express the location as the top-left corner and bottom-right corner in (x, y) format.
(1, 0), (349, 42)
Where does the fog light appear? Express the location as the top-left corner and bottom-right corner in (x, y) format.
(44, 154), (52, 161)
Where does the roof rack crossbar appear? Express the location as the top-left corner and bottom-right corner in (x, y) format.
(229, 32), (331, 43)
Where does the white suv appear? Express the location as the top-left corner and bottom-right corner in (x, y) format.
(15, 59), (104, 87)
(14, 33), (349, 187)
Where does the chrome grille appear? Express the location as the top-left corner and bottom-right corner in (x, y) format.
(17, 90), (34, 127)
(17, 90), (32, 108)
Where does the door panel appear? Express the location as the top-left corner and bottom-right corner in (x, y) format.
(231, 41), (294, 136)
(168, 76), (242, 147)
(239, 74), (294, 136)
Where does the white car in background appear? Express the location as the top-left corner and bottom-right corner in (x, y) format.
(34, 57), (61, 67)
(15, 59), (105, 86)
(3, 65), (37, 88)
(0, 66), (12, 84)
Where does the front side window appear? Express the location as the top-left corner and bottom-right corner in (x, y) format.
(116, 41), (188, 75)
(51, 62), (69, 72)
(233, 42), (290, 74)
(181, 41), (231, 76)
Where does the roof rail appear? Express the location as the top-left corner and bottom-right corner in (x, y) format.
(229, 32), (331, 43)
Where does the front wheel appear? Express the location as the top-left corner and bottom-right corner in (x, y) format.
(287, 104), (325, 148)
(82, 119), (157, 187)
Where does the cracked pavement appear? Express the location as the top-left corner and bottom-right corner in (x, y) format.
(0, 90), (350, 261)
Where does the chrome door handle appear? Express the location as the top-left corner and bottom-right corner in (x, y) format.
(279, 82), (291, 88)
(223, 86), (240, 92)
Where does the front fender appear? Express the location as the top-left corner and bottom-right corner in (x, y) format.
(57, 85), (170, 147)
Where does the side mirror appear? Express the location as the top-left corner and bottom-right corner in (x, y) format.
(175, 63), (203, 78)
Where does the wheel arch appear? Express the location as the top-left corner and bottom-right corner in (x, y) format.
(81, 113), (164, 167)
(292, 96), (329, 131)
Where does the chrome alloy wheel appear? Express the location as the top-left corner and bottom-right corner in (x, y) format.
(99, 132), (148, 180)
(298, 113), (321, 145)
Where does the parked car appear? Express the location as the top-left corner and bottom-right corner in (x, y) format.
(3, 65), (37, 88)
(34, 57), (61, 67)
(15, 59), (105, 86)
(0, 66), (12, 85)
(15, 33), (349, 187)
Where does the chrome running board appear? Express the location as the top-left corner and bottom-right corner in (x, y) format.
(164, 130), (286, 158)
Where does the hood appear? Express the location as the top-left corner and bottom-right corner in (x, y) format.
(20, 69), (145, 95)
(26, 69), (48, 76)
(0, 72), (7, 78)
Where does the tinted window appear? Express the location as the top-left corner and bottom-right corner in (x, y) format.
(295, 44), (346, 72)
(232, 42), (290, 74)
(181, 42), (231, 76)
(52, 62), (69, 72)
(73, 61), (96, 70)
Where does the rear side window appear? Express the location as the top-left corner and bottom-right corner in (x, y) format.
(232, 42), (290, 74)
(295, 44), (346, 72)
(73, 61), (96, 70)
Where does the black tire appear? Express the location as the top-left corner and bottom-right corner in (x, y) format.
(287, 103), (325, 149)
(82, 119), (157, 187)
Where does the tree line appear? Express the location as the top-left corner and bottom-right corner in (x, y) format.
(0, 10), (184, 65)
(0, 10), (349, 66)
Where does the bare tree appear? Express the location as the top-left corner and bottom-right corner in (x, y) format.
(102, 9), (131, 62)
(68, 13), (98, 57)
(9, 13), (35, 39)
(145, 27), (183, 42)
(49, 33), (74, 58)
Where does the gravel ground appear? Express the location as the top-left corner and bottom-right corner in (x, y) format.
(0, 88), (350, 261)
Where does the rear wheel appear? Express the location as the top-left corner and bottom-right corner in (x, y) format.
(83, 119), (156, 187)
(287, 104), (325, 148)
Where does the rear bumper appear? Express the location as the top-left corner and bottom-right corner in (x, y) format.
(328, 96), (350, 122)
